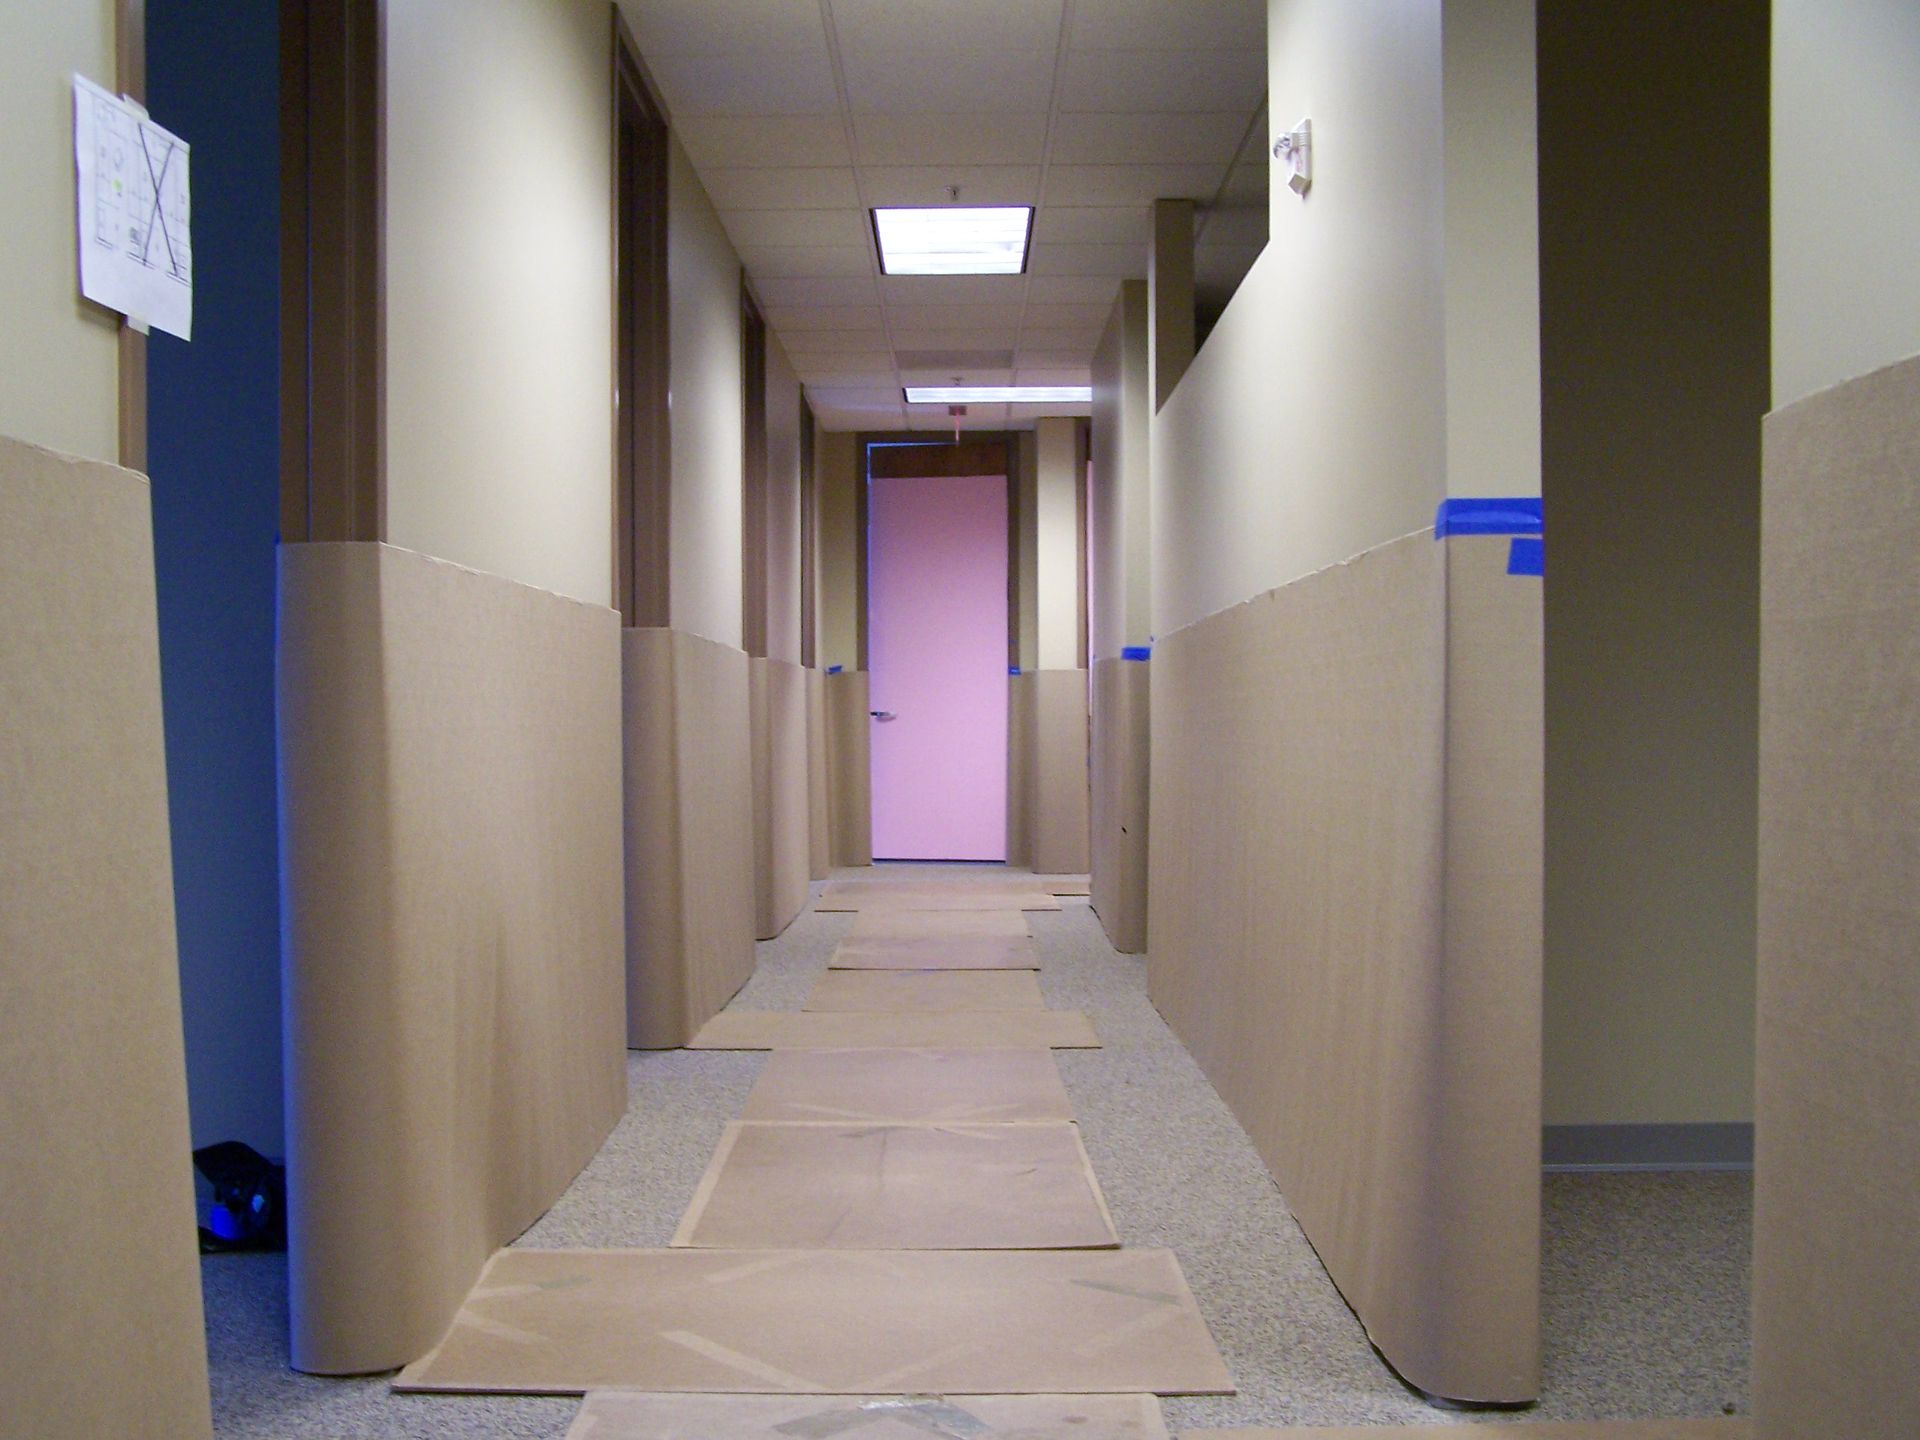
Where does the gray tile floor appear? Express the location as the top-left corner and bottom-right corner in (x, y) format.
(202, 874), (1749, 1436)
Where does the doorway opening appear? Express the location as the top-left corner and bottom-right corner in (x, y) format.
(864, 438), (1014, 862)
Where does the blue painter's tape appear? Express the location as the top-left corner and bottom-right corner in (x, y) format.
(1434, 496), (1543, 539)
(1507, 536), (1544, 577)
(826, 664), (843, 675)
(1121, 645), (1151, 662)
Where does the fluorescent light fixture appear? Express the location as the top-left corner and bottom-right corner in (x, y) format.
(904, 386), (1093, 404)
(873, 206), (1032, 275)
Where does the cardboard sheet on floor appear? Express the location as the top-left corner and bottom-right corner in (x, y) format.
(849, 909), (1032, 942)
(395, 1247), (1232, 1395)
(672, 1121), (1116, 1249)
(565, 1391), (1169, 1440)
(805, 969), (1046, 1012)
(1182, 1423), (1749, 1439)
(819, 880), (1059, 912)
(831, 935), (1041, 970)
(1035, 874), (1092, 896)
(740, 1048), (1075, 1124)
(687, 1010), (1098, 1050)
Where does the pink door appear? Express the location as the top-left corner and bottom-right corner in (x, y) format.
(867, 469), (1008, 860)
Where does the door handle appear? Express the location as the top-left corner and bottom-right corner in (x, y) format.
(870, 710), (897, 722)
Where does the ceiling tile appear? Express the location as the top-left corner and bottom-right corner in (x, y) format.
(1024, 275), (1122, 304)
(1058, 49), (1266, 113)
(829, 0), (1065, 56)
(880, 274), (1031, 305)
(623, 0), (830, 56)
(1018, 326), (1103, 350)
(1027, 242), (1139, 277)
(723, 209), (871, 248)
(703, 167), (862, 210)
(809, 384), (909, 406)
(889, 328), (1021, 351)
(676, 116), (853, 169)
(776, 328), (892, 353)
(1196, 203), (1268, 246)
(861, 166), (1043, 208)
(1022, 301), (1116, 327)
(791, 351), (897, 377)
(1032, 206), (1147, 244)
(1043, 163), (1225, 206)
(1068, 0), (1266, 52)
(842, 49), (1057, 115)
(645, 52), (840, 117)
(737, 244), (875, 278)
(1014, 366), (1092, 386)
(853, 112), (1049, 166)
(752, 275), (882, 307)
(884, 304), (1029, 330)
(1016, 346), (1097, 368)
(764, 304), (884, 331)
(1050, 111), (1251, 165)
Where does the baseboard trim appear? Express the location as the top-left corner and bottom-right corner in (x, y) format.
(1543, 1122), (1754, 1172)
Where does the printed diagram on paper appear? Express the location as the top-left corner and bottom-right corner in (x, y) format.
(73, 74), (192, 341)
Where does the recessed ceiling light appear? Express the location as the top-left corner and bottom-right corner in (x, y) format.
(904, 386), (1093, 404)
(873, 207), (1033, 276)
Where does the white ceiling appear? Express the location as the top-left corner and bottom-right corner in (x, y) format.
(619, 0), (1270, 432)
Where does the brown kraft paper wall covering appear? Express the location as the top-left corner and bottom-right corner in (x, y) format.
(1754, 354), (1920, 1440)
(806, 668), (831, 879)
(0, 437), (213, 1439)
(825, 669), (873, 865)
(1007, 670), (1092, 872)
(1091, 655), (1150, 953)
(623, 629), (757, 1049)
(279, 543), (629, 1375)
(1148, 531), (1542, 1403)
(751, 656), (812, 939)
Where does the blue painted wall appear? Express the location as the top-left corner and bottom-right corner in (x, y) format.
(147, 1), (283, 1156)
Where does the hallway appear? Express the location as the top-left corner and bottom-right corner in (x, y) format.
(201, 868), (1749, 1437)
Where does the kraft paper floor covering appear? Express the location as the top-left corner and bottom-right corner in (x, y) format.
(688, 1009), (1099, 1049)
(831, 934), (1041, 969)
(395, 1247), (1234, 1396)
(849, 909), (1034, 941)
(819, 881), (1060, 912)
(805, 968), (1047, 1012)
(670, 1121), (1117, 1250)
(564, 1391), (1169, 1440)
(739, 1048), (1076, 1124)
(1184, 1424), (1749, 1438)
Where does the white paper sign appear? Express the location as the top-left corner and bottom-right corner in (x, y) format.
(73, 74), (192, 341)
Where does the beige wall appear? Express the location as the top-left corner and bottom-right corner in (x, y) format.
(814, 428), (861, 671)
(0, 1), (122, 463)
(1015, 431), (1040, 670)
(1090, 281), (1152, 660)
(382, 0), (612, 606)
(763, 336), (804, 666)
(1155, 1), (1449, 635)
(668, 137), (745, 649)
(1442, 0), (1540, 501)
(1538, 2), (1768, 1126)
(1035, 418), (1083, 670)
(1773, 0), (1920, 408)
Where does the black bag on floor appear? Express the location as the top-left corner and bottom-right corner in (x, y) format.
(193, 1140), (286, 1252)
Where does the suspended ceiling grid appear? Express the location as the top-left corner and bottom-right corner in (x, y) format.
(618, 0), (1271, 431)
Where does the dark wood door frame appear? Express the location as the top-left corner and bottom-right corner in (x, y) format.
(278, 0), (383, 544)
(612, 12), (671, 626)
